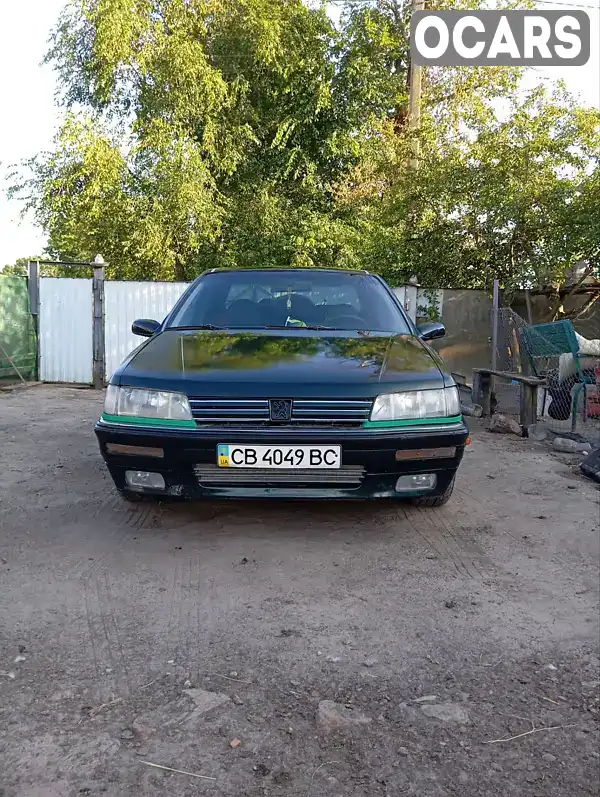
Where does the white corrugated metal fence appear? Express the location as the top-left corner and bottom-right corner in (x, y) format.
(104, 281), (187, 380)
(39, 277), (94, 383)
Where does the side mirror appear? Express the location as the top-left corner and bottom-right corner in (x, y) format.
(417, 321), (445, 342)
(132, 319), (161, 337)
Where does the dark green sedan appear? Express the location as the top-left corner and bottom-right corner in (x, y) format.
(95, 268), (468, 504)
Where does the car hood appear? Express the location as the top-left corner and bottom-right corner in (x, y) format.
(116, 329), (446, 397)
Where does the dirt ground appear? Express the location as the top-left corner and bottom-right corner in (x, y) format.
(0, 385), (598, 797)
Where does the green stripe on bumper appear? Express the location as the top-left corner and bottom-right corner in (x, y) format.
(100, 413), (196, 429)
(363, 415), (463, 429)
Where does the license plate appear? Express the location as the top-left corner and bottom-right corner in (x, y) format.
(217, 444), (341, 469)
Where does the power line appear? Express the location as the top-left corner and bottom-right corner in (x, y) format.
(532, 0), (599, 9)
(328, 0), (599, 7)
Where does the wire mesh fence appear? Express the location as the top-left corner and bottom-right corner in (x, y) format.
(0, 276), (37, 385)
(494, 307), (600, 446)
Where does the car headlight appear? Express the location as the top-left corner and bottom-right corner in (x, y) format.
(104, 384), (193, 421)
(370, 386), (460, 422)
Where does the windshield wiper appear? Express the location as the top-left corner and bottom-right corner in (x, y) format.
(262, 324), (336, 331)
(171, 324), (227, 330)
(289, 325), (371, 335)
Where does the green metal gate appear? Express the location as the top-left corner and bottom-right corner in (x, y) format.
(0, 276), (37, 382)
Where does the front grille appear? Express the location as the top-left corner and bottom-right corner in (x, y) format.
(188, 398), (372, 428)
(291, 399), (372, 426)
(189, 398), (270, 424)
(194, 464), (365, 488)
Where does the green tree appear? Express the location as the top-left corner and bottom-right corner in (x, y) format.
(13, 0), (359, 279)
(363, 86), (600, 295)
(1, 256), (43, 276)
(9, 0), (600, 306)
(332, 0), (599, 303)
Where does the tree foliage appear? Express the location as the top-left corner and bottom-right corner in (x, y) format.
(10, 0), (600, 297)
(359, 85), (600, 291)
(1, 256), (43, 276)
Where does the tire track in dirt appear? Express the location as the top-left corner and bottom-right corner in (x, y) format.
(401, 505), (486, 581)
(195, 552), (206, 686)
(155, 552), (222, 684)
(454, 485), (489, 512)
(174, 553), (211, 681)
(101, 570), (133, 695)
(162, 560), (183, 670)
(80, 572), (126, 698)
(78, 496), (138, 692)
(83, 575), (100, 680)
(62, 492), (136, 581)
(78, 492), (214, 691)
(78, 492), (161, 691)
(91, 490), (162, 530)
(186, 552), (208, 684)
(423, 507), (487, 581)
(400, 505), (466, 577)
(92, 490), (216, 531)
(172, 557), (193, 672)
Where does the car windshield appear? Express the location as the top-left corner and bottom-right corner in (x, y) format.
(167, 270), (410, 334)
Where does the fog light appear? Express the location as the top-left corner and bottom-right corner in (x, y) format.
(395, 473), (437, 493)
(125, 470), (165, 490)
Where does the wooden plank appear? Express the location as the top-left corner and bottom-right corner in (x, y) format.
(473, 368), (545, 386)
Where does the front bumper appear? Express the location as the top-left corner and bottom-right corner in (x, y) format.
(95, 419), (469, 500)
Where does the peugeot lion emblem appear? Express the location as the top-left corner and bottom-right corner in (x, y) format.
(270, 399), (292, 422)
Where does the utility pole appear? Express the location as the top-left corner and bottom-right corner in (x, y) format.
(408, 0), (424, 168)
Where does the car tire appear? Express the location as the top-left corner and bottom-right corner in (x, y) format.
(413, 476), (455, 507)
(117, 488), (148, 503)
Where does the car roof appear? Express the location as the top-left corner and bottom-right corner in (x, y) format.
(204, 267), (371, 276)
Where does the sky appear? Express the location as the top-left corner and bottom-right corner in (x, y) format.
(0, 0), (599, 268)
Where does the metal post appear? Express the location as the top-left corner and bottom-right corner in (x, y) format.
(408, 0), (424, 169)
(524, 288), (533, 324)
(491, 279), (499, 372)
(92, 254), (106, 389)
(27, 260), (39, 316)
(28, 260), (40, 380)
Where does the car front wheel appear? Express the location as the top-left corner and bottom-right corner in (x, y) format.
(117, 488), (151, 503)
(413, 476), (455, 507)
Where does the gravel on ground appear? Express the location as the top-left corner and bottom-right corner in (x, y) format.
(0, 386), (598, 797)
